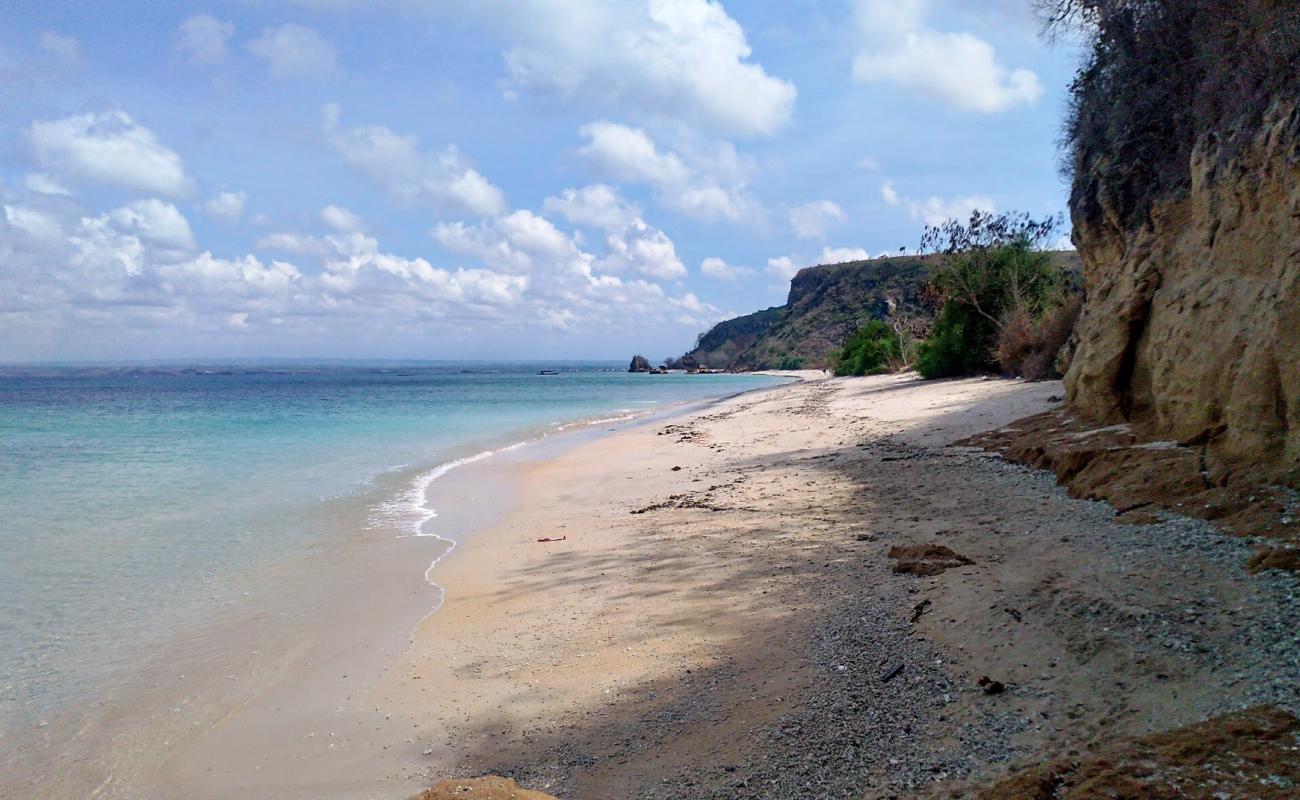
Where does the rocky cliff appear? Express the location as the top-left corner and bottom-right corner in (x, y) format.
(1064, 102), (1299, 487)
(683, 256), (934, 370)
(684, 252), (1078, 371)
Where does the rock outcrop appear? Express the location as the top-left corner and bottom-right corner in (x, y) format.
(627, 354), (652, 373)
(1064, 100), (1300, 487)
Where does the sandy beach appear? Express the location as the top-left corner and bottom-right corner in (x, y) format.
(381, 373), (1296, 799)
(35, 373), (1297, 799)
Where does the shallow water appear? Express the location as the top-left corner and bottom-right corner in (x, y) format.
(0, 362), (781, 726)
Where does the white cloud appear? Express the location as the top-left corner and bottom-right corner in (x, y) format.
(880, 180), (994, 226)
(433, 210), (582, 274)
(324, 105), (507, 218)
(858, 156), (882, 172)
(542, 184), (640, 231)
(176, 14), (233, 66)
(495, 0), (795, 137)
(23, 173), (72, 196)
(766, 245), (869, 281)
(39, 32), (81, 64)
(766, 255), (800, 280)
(699, 257), (752, 281)
(26, 110), (190, 197)
(107, 199), (197, 252)
(789, 200), (845, 239)
(320, 204), (363, 232)
(820, 245), (869, 263)
(4, 204), (64, 243)
(204, 190), (247, 222)
(248, 24), (338, 79)
(599, 219), (686, 280)
(852, 0), (1041, 113)
(577, 121), (759, 223)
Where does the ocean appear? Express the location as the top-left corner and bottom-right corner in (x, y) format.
(0, 362), (784, 728)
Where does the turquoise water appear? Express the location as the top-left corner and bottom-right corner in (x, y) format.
(0, 363), (782, 724)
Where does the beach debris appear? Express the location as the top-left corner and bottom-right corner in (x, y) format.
(910, 599), (932, 623)
(887, 544), (975, 576)
(855, 532), (873, 541)
(880, 663), (904, 683)
(978, 676), (1006, 695)
(671, 465), (683, 471)
(536, 536), (567, 543)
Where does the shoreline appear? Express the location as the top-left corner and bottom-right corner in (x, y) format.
(148, 375), (807, 799)
(13, 372), (1295, 799)
(0, 374), (798, 800)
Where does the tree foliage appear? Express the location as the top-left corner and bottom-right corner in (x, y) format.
(832, 320), (901, 377)
(915, 211), (1072, 380)
(1037, 0), (1300, 230)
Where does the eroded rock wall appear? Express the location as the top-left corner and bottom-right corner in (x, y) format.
(1065, 100), (1300, 486)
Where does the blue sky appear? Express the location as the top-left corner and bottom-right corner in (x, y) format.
(0, 0), (1081, 362)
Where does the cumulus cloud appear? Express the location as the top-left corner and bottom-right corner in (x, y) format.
(699, 257), (752, 281)
(204, 190), (247, 222)
(767, 246), (870, 281)
(766, 255), (800, 280)
(248, 24), (338, 79)
(598, 218), (686, 280)
(176, 14), (234, 66)
(880, 180), (994, 226)
(23, 173), (72, 196)
(542, 184), (641, 231)
(320, 204), (363, 232)
(852, 0), (1041, 113)
(4, 204), (65, 243)
(789, 200), (846, 239)
(107, 199), (196, 252)
(323, 105), (507, 218)
(494, 0), (795, 137)
(819, 245), (869, 263)
(26, 110), (191, 197)
(577, 121), (759, 224)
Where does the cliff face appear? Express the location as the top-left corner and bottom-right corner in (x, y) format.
(684, 256), (934, 370)
(1064, 100), (1300, 486)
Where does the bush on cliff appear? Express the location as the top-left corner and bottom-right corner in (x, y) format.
(833, 320), (901, 376)
(1039, 0), (1300, 229)
(915, 211), (1074, 380)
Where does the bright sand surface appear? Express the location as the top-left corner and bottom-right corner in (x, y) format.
(155, 372), (1059, 798)
(27, 372), (1293, 799)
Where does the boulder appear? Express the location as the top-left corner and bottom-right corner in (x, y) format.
(628, 354), (652, 373)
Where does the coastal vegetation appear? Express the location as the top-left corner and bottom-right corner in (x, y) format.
(678, 250), (1079, 373)
(913, 211), (1075, 381)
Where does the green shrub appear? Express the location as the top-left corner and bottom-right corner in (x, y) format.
(833, 320), (901, 376)
(916, 303), (990, 379)
(914, 211), (1075, 379)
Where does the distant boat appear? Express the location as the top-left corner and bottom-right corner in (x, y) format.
(538, 369), (559, 375)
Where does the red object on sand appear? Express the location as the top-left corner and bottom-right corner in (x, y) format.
(536, 536), (567, 543)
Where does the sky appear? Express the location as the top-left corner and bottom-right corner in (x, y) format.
(0, 0), (1082, 363)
